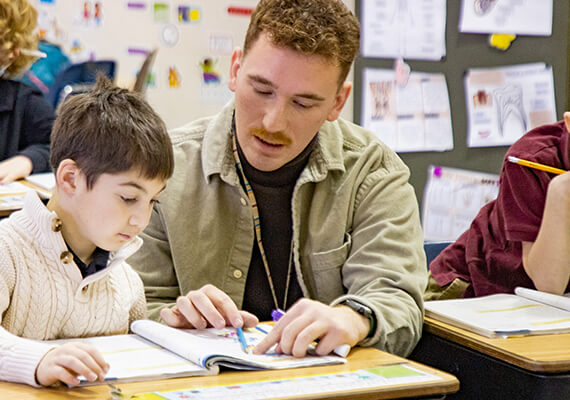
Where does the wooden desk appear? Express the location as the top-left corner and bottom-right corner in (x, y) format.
(0, 348), (458, 400)
(410, 317), (570, 400)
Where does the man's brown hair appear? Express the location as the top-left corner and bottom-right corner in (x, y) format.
(243, 0), (360, 88)
(50, 77), (174, 189)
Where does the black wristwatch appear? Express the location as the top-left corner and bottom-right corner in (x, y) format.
(341, 299), (376, 338)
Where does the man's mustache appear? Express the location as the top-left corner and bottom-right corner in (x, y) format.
(250, 128), (292, 145)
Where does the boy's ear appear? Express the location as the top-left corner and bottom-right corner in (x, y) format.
(55, 159), (82, 195)
(564, 112), (570, 132)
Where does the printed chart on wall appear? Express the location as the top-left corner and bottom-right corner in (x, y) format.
(422, 165), (499, 242)
(464, 63), (556, 148)
(360, 0), (446, 61)
(361, 68), (453, 152)
(459, 0), (553, 36)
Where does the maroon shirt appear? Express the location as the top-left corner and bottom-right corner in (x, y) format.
(430, 120), (570, 297)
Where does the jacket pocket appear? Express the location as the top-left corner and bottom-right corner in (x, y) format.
(309, 233), (352, 303)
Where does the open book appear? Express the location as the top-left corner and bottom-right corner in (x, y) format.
(424, 287), (570, 338)
(51, 320), (346, 386)
(0, 174), (53, 212)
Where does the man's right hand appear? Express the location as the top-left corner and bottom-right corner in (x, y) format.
(160, 284), (259, 330)
(35, 342), (109, 386)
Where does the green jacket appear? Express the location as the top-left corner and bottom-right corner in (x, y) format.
(129, 101), (427, 356)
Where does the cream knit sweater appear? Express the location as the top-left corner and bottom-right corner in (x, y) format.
(0, 192), (147, 387)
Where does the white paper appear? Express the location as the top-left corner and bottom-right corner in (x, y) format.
(361, 0), (446, 61)
(362, 68), (453, 152)
(465, 63), (556, 148)
(422, 165), (500, 241)
(25, 172), (56, 191)
(425, 293), (570, 337)
(459, 0), (553, 36)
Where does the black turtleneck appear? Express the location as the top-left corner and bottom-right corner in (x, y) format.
(237, 134), (317, 321)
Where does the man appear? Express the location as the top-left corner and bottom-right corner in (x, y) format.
(130, 0), (426, 357)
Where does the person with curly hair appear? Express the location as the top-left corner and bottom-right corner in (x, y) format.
(0, 0), (54, 183)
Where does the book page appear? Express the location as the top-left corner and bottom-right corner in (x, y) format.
(131, 320), (345, 370)
(425, 294), (570, 337)
(514, 287), (570, 312)
(49, 334), (212, 385)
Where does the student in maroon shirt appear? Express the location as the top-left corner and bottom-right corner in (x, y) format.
(426, 112), (570, 299)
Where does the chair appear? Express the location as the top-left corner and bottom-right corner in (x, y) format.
(47, 60), (116, 110)
(424, 241), (452, 268)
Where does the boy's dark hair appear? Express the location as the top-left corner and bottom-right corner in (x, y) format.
(50, 76), (174, 189)
(243, 0), (360, 88)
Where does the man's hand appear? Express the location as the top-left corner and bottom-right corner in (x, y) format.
(35, 342), (109, 387)
(160, 284), (259, 330)
(253, 298), (370, 357)
(0, 156), (33, 184)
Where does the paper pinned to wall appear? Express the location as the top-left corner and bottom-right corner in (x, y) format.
(361, 68), (453, 152)
(361, 0), (446, 61)
(459, 0), (553, 36)
(422, 165), (500, 242)
(464, 63), (556, 148)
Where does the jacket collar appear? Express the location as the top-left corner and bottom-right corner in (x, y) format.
(200, 99), (346, 184)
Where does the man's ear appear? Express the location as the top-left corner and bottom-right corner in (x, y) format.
(228, 47), (243, 93)
(564, 111), (570, 132)
(55, 159), (81, 195)
(326, 82), (352, 122)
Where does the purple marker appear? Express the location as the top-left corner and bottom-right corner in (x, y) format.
(271, 308), (285, 321)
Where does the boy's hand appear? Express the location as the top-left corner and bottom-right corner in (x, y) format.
(35, 342), (109, 387)
(160, 284), (258, 330)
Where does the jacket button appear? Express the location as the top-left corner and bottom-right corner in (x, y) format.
(240, 197), (247, 206)
(51, 218), (63, 232)
(60, 251), (73, 264)
(233, 269), (243, 279)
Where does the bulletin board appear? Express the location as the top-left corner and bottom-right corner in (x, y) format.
(31, 0), (355, 130)
(353, 0), (570, 207)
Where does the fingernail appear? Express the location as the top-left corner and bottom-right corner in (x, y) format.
(87, 372), (97, 381)
(233, 317), (243, 327)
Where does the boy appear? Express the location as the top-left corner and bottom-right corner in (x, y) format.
(427, 112), (570, 299)
(0, 77), (174, 387)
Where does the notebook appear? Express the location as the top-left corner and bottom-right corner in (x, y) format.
(52, 320), (346, 386)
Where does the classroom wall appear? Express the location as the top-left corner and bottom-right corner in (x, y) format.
(31, 0), (355, 130)
(353, 0), (570, 208)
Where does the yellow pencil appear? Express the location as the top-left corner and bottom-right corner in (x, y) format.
(507, 156), (567, 175)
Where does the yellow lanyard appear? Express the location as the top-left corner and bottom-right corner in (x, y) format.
(231, 132), (293, 311)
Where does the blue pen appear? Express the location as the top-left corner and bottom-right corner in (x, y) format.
(271, 308), (351, 357)
(236, 327), (250, 354)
